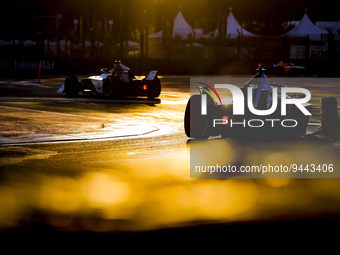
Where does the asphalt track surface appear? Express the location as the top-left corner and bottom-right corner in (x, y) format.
(1, 75), (340, 247)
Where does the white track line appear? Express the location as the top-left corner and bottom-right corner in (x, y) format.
(0, 105), (172, 146)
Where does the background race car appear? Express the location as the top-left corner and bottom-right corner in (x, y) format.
(272, 60), (306, 76)
(58, 60), (161, 99)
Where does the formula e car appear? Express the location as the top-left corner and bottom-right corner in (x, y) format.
(184, 66), (339, 139)
(57, 60), (161, 99)
(272, 60), (305, 76)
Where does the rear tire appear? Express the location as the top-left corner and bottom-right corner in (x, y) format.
(144, 77), (161, 99)
(321, 97), (338, 137)
(64, 76), (79, 97)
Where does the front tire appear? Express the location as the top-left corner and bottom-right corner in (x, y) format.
(144, 77), (161, 99)
(103, 75), (120, 97)
(64, 76), (79, 97)
(321, 97), (338, 137)
(184, 95), (211, 139)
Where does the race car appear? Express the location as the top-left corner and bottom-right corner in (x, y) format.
(57, 60), (161, 99)
(184, 66), (339, 139)
(272, 60), (306, 76)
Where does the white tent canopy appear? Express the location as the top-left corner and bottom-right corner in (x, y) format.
(286, 13), (327, 40)
(149, 10), (255, 40)
(316, 20), (340, 36)
(316, 21), (337, 31)
(0, 40), (10, 46)
(193, 29), (210, 39)
(23, 40), (37, 46)
(334, 21), (340, 33)
(226, 11), (255, 38)
(7, 39), (20, 45)
(172, 11), (194, 39)
(149, 30), (163, 38)
(214, 10), (256, 38)
(149, 11), (214, 40)
(116, 40), (139, 47)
